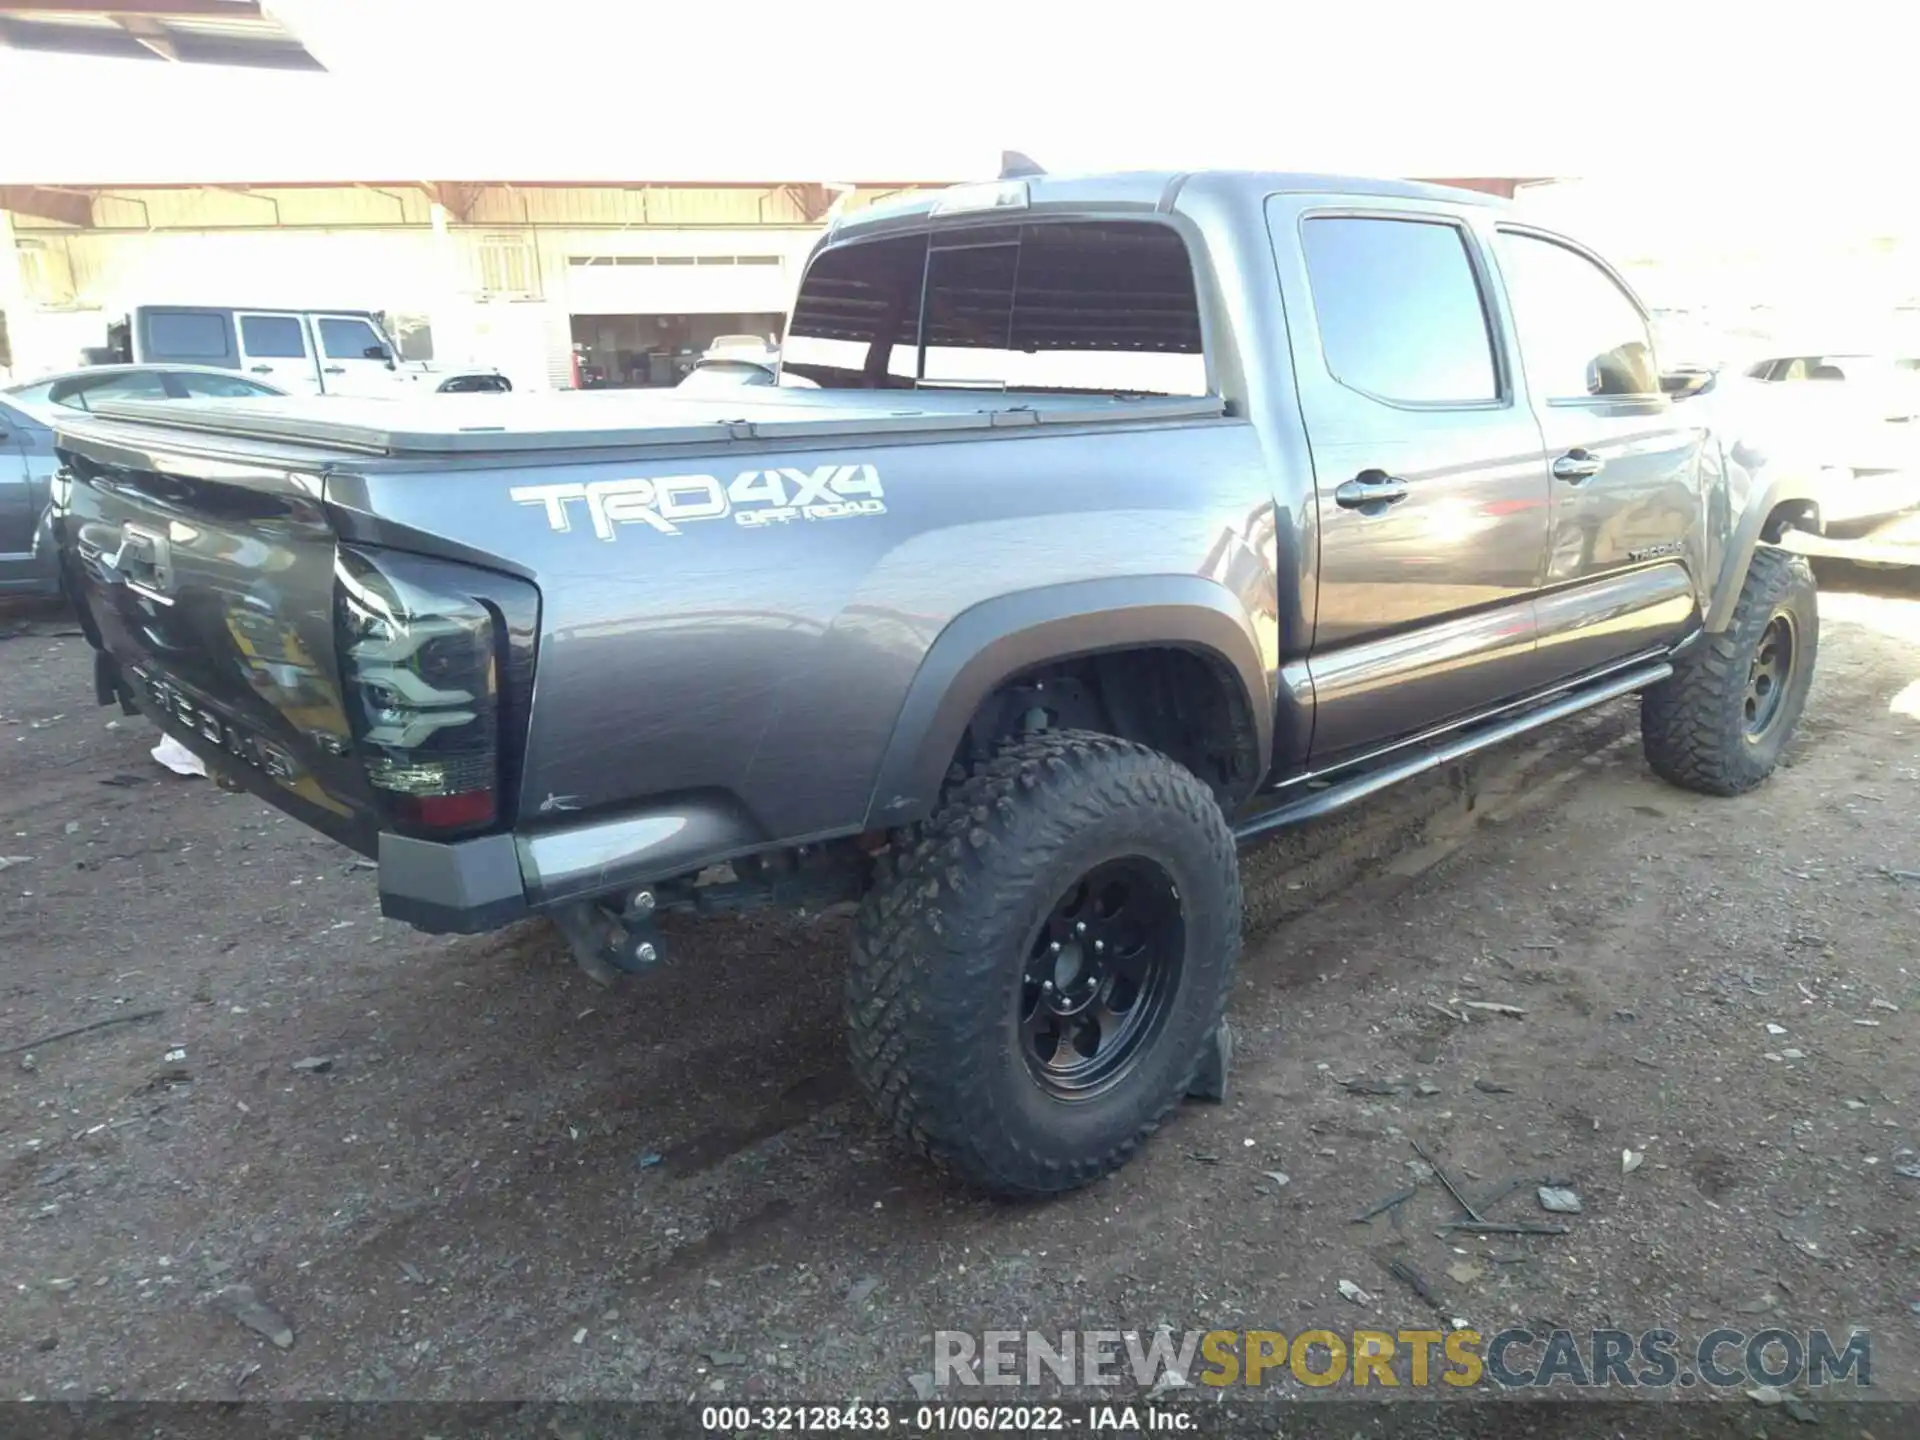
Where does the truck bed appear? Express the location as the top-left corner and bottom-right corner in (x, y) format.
(79, 386), (1226, 458)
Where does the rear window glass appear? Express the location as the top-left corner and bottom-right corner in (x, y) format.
(50, 370), (169, 409)
(146, 311), (231, 361)
(783, 221), (1207, 396)
(176, 372), (280, 398)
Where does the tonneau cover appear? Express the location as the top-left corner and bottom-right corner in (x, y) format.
(74, 386), (1226, 458)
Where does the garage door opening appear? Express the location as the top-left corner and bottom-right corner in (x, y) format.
(570, 312), (786, 389)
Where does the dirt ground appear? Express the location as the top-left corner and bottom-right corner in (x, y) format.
(3, 563), (1918, 1418)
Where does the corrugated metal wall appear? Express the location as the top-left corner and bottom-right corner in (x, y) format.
(87, 186), (437, 230)
(15, 185), (926, 235)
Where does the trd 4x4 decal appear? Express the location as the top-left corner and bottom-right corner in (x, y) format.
(510, 463), (886, 539)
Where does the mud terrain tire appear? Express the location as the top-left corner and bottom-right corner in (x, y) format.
(847, 730), (1240, 1196)
(1642, 548), (1818, 795)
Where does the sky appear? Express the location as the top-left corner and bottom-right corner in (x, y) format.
(2, 0), (1917, 317)
(0, 0), (1908, 195)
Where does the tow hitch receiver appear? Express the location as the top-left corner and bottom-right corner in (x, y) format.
(553, 889), (664, 986)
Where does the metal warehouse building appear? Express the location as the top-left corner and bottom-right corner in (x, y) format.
(1, 8), (1552, 389)
(7, 5), (1915, 390)
(0, 180), (947, 390)
(0, 0), (1542, 389)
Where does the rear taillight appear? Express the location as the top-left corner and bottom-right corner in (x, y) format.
(334, 546), (502, 836)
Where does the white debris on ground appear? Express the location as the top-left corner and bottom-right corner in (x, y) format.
(151, 735), (207, 778)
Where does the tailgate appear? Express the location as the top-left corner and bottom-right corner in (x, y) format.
(56, 425), (386, 851)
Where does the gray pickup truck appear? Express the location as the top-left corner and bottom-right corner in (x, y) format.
(51, 168), (1822, 1196)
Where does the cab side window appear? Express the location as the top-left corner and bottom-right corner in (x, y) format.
(1299, 216), (1499, 405)
(317, 317), (385, 359)
(1497, 231), (1659, 400)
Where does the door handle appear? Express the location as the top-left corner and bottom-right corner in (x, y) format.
(1552, 450), (1604, 482)
(323, 366), (346, 375)
(248, 365), (272, 374)
(1333, 472), (1410, 510)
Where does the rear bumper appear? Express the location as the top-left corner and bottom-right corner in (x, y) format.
(378, 794), (772, 933)
(378, 832), (529, 934)
(90, 642), (772, 932)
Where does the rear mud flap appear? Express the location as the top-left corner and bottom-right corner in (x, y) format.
(93, 649), (137, 714)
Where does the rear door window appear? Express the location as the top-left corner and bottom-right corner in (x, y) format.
(1298, 216), (1499, 405)
(239, 315), (309, 358)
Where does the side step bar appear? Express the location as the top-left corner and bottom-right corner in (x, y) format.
(1232, 659), (1672, 844)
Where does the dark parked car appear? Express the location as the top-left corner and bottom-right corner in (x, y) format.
(3, 365), (283, 596)
(52, 168), (1824, 1194)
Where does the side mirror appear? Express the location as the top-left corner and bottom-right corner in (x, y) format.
(364, 344), (393, 362)
(1660, 369), (1716, 399)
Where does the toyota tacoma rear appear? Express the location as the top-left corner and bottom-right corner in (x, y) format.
(52, 167), (1824, 1196)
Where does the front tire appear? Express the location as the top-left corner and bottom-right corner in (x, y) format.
(1641, 548), (1818, 795)
(846, 730), (1241, 1196)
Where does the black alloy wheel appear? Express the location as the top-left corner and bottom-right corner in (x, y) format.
(1743, 612), (1796, 740)
(1019, 857), (1184, 1099)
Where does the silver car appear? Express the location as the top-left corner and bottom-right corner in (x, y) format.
(8, 362), (286, 411)
(2, 365), (284, 597)
(675, 350), (820, 393)
(1735, 351), (1920, 528)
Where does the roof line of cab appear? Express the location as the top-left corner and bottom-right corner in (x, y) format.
(827, 168), (1504, 242)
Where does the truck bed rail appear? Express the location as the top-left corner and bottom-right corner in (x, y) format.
(75, 388), (1228, 458)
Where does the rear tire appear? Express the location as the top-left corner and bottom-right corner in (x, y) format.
(846, 730), (1240, 1196)
(1641, 548), (1817, 795)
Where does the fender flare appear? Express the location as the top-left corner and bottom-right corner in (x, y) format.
(1704, 467), (1821, 633)
(861, 575), (1273, 829)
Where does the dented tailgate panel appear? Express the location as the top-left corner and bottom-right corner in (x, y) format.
(57, 439), (383, 851)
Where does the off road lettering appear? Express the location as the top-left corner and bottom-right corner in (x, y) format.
(511, 463), (885, 539)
